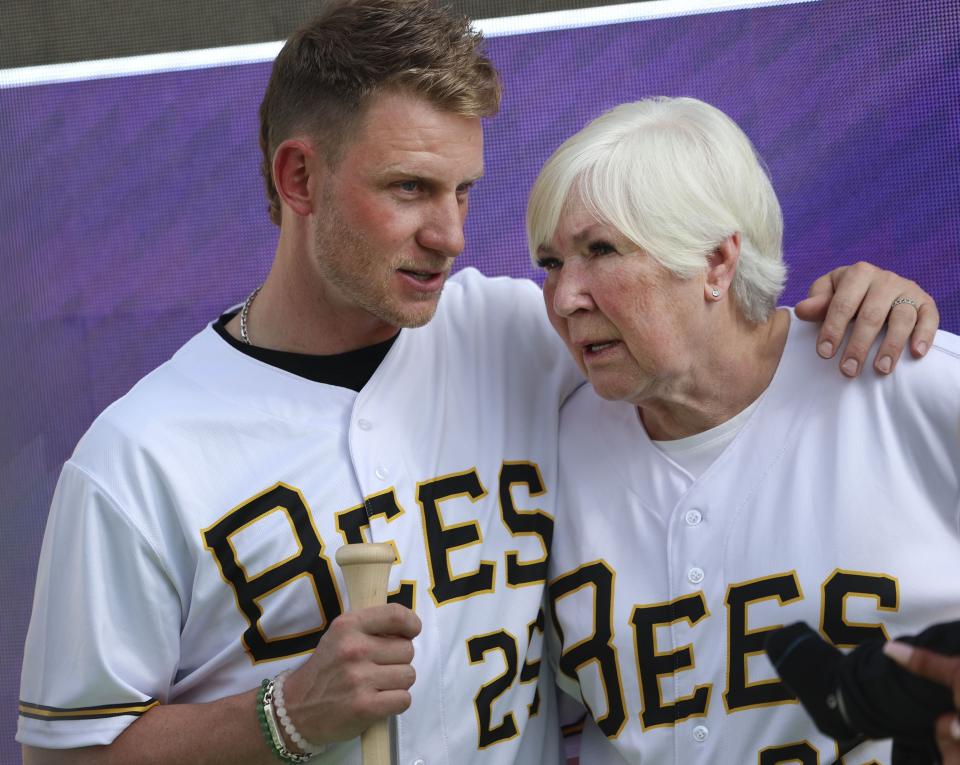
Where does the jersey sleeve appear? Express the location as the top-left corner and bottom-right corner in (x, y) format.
(448, 268), (584, 403)
(17, 461), (182, 749)
(890, 331), (960, 527)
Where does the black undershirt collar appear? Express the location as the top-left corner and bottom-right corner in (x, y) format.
(212, 310), (399, 392)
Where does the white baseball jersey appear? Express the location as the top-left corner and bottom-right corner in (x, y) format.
(549, 311), (960, 765)
(18, 267), (583, 765)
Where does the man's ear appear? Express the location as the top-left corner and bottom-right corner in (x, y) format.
(704, 232), (741, 302)
(272, 138), (319, 219)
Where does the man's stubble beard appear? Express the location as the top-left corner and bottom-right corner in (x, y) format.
(311, 197), (443, 331)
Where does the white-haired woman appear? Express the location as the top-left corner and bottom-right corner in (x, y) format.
(532, 97), (960, 764)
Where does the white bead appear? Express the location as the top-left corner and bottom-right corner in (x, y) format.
(273, 670), (327, 756)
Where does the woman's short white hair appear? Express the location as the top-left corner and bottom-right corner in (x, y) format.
(526, 96), (786, 323)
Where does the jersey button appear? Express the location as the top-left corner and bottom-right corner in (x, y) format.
(693, 724), (709, 742)
(411, 759), (426, 765)
(375, 466), (390, 480)
(685, 509), (703, 526)
(688, 567), (705, 584)
(357, 418), (373, 431)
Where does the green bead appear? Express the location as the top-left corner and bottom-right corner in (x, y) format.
(256, 678), (288, 761)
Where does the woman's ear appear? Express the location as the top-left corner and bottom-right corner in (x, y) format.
(704, 232), (741, 302)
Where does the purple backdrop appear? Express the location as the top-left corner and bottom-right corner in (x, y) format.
(2, 0), (958, 759)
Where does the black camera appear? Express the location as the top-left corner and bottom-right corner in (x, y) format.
(765, 620), (960, 764)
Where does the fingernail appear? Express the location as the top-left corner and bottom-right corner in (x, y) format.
(883, 640), (914, 666)
(950, 716), (960, 741)
(917, 341), (929, 356)
(818, 341), (833, 358)
(841, 358), (859, 377)
(876, 356), (892, 374)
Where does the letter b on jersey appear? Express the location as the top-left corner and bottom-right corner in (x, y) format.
(203, 483), (343, 661)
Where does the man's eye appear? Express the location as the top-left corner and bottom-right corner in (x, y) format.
(398, 180), (420, 193)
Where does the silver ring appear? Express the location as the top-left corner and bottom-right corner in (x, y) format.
(891, 296), (919, 311)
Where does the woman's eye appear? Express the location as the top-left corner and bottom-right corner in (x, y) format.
(536, 257), (561, 271)
(588, 241), (616, 256)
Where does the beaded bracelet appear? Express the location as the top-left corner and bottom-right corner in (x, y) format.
(273, 670), (328, 756)
(256, 680), (277, 758)
(257, 678), (314, 763)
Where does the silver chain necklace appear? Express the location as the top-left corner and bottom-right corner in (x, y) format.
(239, 285), (262, 345)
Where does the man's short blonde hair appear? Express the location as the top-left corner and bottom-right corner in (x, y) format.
(259, 0), (501, 225)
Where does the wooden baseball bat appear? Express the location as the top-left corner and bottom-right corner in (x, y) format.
(334, 542), (397, 765)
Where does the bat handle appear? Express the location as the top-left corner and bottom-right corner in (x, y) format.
(335, 543), (397, 765)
